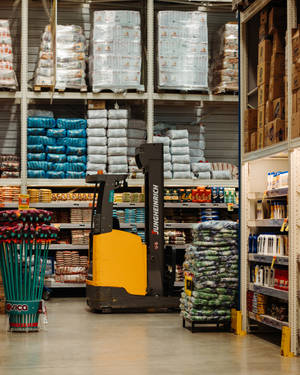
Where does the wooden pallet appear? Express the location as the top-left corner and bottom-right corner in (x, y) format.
(34, 85), (88, 93)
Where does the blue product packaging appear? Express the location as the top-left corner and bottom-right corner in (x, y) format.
(219, 187), (224, 203)
(48, 163), (67, 171)
(46, 171), (65, 179)
(27, 161), (49, 171)
(27, 144), (45, 153)
(28, 136), (56, 146)
(46, 145), (66, 154)
(47, 129), (67, 138)
(66, 171), (86, 178)
(56, 118), (87, 130)
(27, 128), (46, 136)
(67, 155), (87, 163)
(28, 170), (46, 178)
(47, 154), (67, 163)
(248, 234), (253, 253)
(252, 234), (258, 253)
(57, 138), (86, 147)
(67, 129), (86, 138)
(66, 146), (87, 156)
(28, 153), (46, 161)
(27, 117), (55, 128)
(212, 187), (219, 203)
(65, 163), (86, 172)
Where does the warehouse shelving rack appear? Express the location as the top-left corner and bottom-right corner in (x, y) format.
(0, 0), (239, 288)
(239, 0), (300, 355)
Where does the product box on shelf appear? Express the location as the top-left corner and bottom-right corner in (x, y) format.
(269, 76), (285, 101)
(258, 39), (272, 65)
(260, 9), (268, 25)
(264, 119), (285, 146)
(258, 84), (269, 106)
(244, 108), (257, 131)
(250, 131), (257, 151)
(272, 30), (285, 54)
(88, 100), (106, 110)
(292, 64), (300, 91)
(292, 27), (300, 63)
(244, 131), (249, 153)
(270, 53), (285, 78)
(257, 63), (270, 86)
(264, 122), (275, 147)
(266, 100), (273, 123)
(257, 127), (264, 149)
(268, 7), (286, 35)
(273, 97), (285, 119)
(257, 106), (265, 130)
(291, 112), (300, 138)
(259, 24), (268, 41)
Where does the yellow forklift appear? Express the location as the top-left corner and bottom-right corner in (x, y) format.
(85, 143), (179, 312)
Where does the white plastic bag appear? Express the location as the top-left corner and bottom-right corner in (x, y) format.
(87, 137), (107, 146)
(88, 154), (107, 164)
(108, 119), (128, 129)
(108, 138), (128, 147)
(107, 147), (128, 156)
(87, 128), (106, 137)
(88, 110), (107, 119)
(87, 145), (107, 155)
(107, 128), (127, 138)
(87, 119), (108, 128)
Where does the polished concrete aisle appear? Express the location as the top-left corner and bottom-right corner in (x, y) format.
(0, 298), (299, 375)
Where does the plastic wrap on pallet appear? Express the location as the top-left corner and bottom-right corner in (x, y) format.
(107, 119), (128, 129)
(28, 136), (56, 146)
(27, 161), (49, 171)
(47, 129), (66, 138)
(28, 170), (46, 178)
(46, 171), (65, 179)
(66, 146), (87, 156)
(47, 154), (67, 163)
(67, 129), (86, 138)
(66, 171), (86, 178)
(27, 128), (46, 136)
(87, 119), (108, 128)
(45, 145), (65, 154)
(87, 154), (107, 164)
(28, 144), (45, 153)
(157, 11), (208, 91)
(57, 138), (86, 147)
(89, 11), (144, 93)
(56, 118), (87, 130)
(87, 110), (107, 119)
(181, 221), (238, 323)
(210, 22), (238, 94)
(87, 145), (107, 155)
(87, 137), (107, 147)
(28, 153), (46, 161)
(33, 25), (87, 91)
(0, 20), (18, 89)
(67, 155), (87, 163)
(28, 117), (55, 128)
(86, 163), (106, 172)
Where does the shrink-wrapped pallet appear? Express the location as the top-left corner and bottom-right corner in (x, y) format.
(0, 20), (17, 89)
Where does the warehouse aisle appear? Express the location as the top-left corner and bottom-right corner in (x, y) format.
(0, 298), (299, 375)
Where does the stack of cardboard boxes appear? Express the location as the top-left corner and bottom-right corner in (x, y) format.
(244, 6), (286, 152)
(292, 26), (300, 138)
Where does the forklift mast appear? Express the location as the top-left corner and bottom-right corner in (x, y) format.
(135, 143), (164, 297)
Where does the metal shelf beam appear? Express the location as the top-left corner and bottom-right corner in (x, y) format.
(248, 254), (289, 266)
(243, 142), (288, 163)
(249, 283), (289, 301)
(248, 219), (285, 228)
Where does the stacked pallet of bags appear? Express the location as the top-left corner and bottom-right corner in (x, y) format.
(157, 11), (208, 90)
(27, 117), (87, 178)
(0, 20), (17, 89)
(189, 124), (208, 179)
(87, 109), (107, 174)
(167, 130), (192, 179)
(34, 25), (87, 91)
(211, 22), (238, 94)
(153, 136), (172, 179)
(89, 11), (144, 93)
(127, 119), (146, 179)
(180, 221), (239, 323)
(107, 110), (128, 174)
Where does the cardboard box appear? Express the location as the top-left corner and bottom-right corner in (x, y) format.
(292, 112), (300, 138)
(257, 106), (265, 130)
(273, 97), (285, 119)
(292, 64), (300, 91)
(257, 128), (264, 149)
(270, 53), (285, 78)
(244, 131), (249, 153)
(268, 7), (285, 35)
(258, 39), (272, 64)
(88, 100), (106, 110)
(264, 121), (275, 146)
(292, 27), (300, 64)
(257, 63), (270, 86)
(259, 24), (268, 41)
(250, 131), (257, 151)
(269, 77), (284, 101)
(266, 100), (273, 123)
(273, 30), (285, 54)
(260, 9), (268, 25)
(274, 118), (285, 142)
(258, 84), (269, 107)
(244, 108), (257, 132)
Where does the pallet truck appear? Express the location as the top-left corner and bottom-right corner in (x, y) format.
(85, 143), (179, 312)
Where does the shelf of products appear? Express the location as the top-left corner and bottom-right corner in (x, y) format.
(248, 311), (288, 330)
(44, 280), (86, 288)
(49, 244), (89, 250)
(164, 203), (238, 209)
(248, 254), (289, 266)
(249, 283), (288, 301)
(248, 219), (286, 228)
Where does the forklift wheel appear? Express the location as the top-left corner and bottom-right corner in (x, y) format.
(101, 307), (113, 314)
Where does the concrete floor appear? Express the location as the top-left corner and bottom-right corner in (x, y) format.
(0, 298), (299, 375)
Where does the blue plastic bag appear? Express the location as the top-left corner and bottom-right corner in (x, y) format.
(67, 129), (86, 138)
(67, 155), (87, 163)
(65, 163), (86, 172)
(56, 118), (87, 130)
(28, 117), (56, 128)
(27, 161), (49, 171)
(46, 171), (65, 179)
(47, 129), (67, 138)
(66, 171), (86, 178)
(66, 146), (87, 156)
(47, 154), (67, 163)
(28, 136), (56, 146)
(48, 163), (67, 172)
(57, 138), (86, 147)
(28, 128), (46, 136)
(28, 153), (46, 161)
(28, 170), (46, 178)
(27, 144), (45, 153)
(46, 145), (65, 154)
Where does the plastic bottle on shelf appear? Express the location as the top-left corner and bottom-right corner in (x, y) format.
(248, 234), (253, 253)
(219, 187), (224, 203)
(252, 234), (258, 253)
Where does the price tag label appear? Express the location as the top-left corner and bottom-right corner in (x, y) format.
(89, 202), (93, 208)
(53, 224), (61, 229)
(271, 256), (276, 270)
(227, 203), (234, 212)
(18, 194), (29, 210)
(185, 274), (193, 297)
